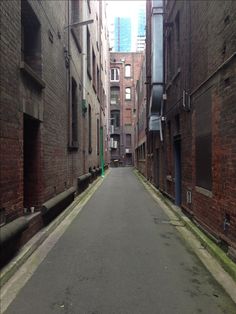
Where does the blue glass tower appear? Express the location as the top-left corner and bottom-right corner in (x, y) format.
(114, 17), (132, 52)
(137, 7), (146, 37)
(136, 6), (146, 51)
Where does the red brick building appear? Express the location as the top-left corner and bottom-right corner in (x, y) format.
(145, 0), (236, 254)
(134, 55), (147, 176)
(0, 0), (110, 263)
(110, 52), (143, 166)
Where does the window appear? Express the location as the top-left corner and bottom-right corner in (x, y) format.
(88, 104), (92, 153)
(100, 83), (104, 110)
(111, 110), (120, 128)
(167, 32), (174, 80)
(195, 89), (212, 190)
(110, 86), (120, 105)
(92, 48), (96, 90)
(21, 0), (42, 75)
(96, 13), (99, 51)
(87, 27), (91, 78)
(126, 134), (132, 147)
(71, 78), (78, 147)
(71, 0), (82, 53)
(71, 0), (80, 22)
(110, 134), (120, 152)
(97, 66), (100, 99)
(97, 119), (100, 155)
(175, 12), (180, 69)
(110, 68), (119, 82)
(125, 64), (131, 77)
(125, 87), (131, 100)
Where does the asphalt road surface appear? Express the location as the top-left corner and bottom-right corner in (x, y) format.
(4, 168), (236, 314)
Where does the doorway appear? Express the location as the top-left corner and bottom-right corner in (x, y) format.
(23, 115), (41, 209)
(154, 148), (160, 188)
(125, 153), (133, 166)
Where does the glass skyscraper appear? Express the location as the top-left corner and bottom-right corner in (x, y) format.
(114, 17), (132, 52)
(137, 7), (146, 37)
(136, 5), (146, 51)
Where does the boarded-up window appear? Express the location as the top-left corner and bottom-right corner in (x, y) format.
(124, 108), (132, 125)
(126, 134), (131, 147)
(195, 89), (212, 190)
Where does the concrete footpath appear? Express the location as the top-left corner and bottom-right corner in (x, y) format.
(134, 170), (236, 282)
(1, 168), (236, 314)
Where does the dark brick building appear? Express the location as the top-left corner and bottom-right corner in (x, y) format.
(145, 0), (236, 254)
(0, 0), (110, 263)
(110, 52), (143, 166)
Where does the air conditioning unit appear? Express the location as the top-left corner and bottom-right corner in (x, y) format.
(125, 148), (130, 153)
(113, 141), (118, 149)
(110, 138), (114, 148)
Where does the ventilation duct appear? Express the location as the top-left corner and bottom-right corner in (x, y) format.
(149, 0), (164, 139)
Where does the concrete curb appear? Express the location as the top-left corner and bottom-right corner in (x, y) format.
(134, 169), (236, 283)
(0, 171), (109, 288)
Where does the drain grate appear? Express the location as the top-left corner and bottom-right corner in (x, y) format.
(153, 218), (171, 224)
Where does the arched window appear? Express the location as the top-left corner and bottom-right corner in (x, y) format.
(125, 64), (131, 77)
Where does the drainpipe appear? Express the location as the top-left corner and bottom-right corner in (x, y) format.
(66, 1), (71, 183)
(99, 2), (105, 177)
(82, 2), (87, 173)
(149, 0), (164, 140)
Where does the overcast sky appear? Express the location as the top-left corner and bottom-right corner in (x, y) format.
(106, 0), (146, 51)
(106, 0), (145, 22)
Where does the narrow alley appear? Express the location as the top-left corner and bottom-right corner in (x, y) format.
(1, 0), (236, 313)
(2, 169), (236, 314)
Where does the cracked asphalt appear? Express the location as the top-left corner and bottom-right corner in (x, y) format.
(4, 168), (236, 314)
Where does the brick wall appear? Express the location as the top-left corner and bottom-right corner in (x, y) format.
(110, 52), (143, 166)
(0, 0), (110, 249)
(145, 0), (236, 249)
(134, 54), (146, 176)
(0, 0), (23, 221)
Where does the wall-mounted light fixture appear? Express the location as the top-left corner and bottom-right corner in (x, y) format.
(64, 19), (94, 30)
